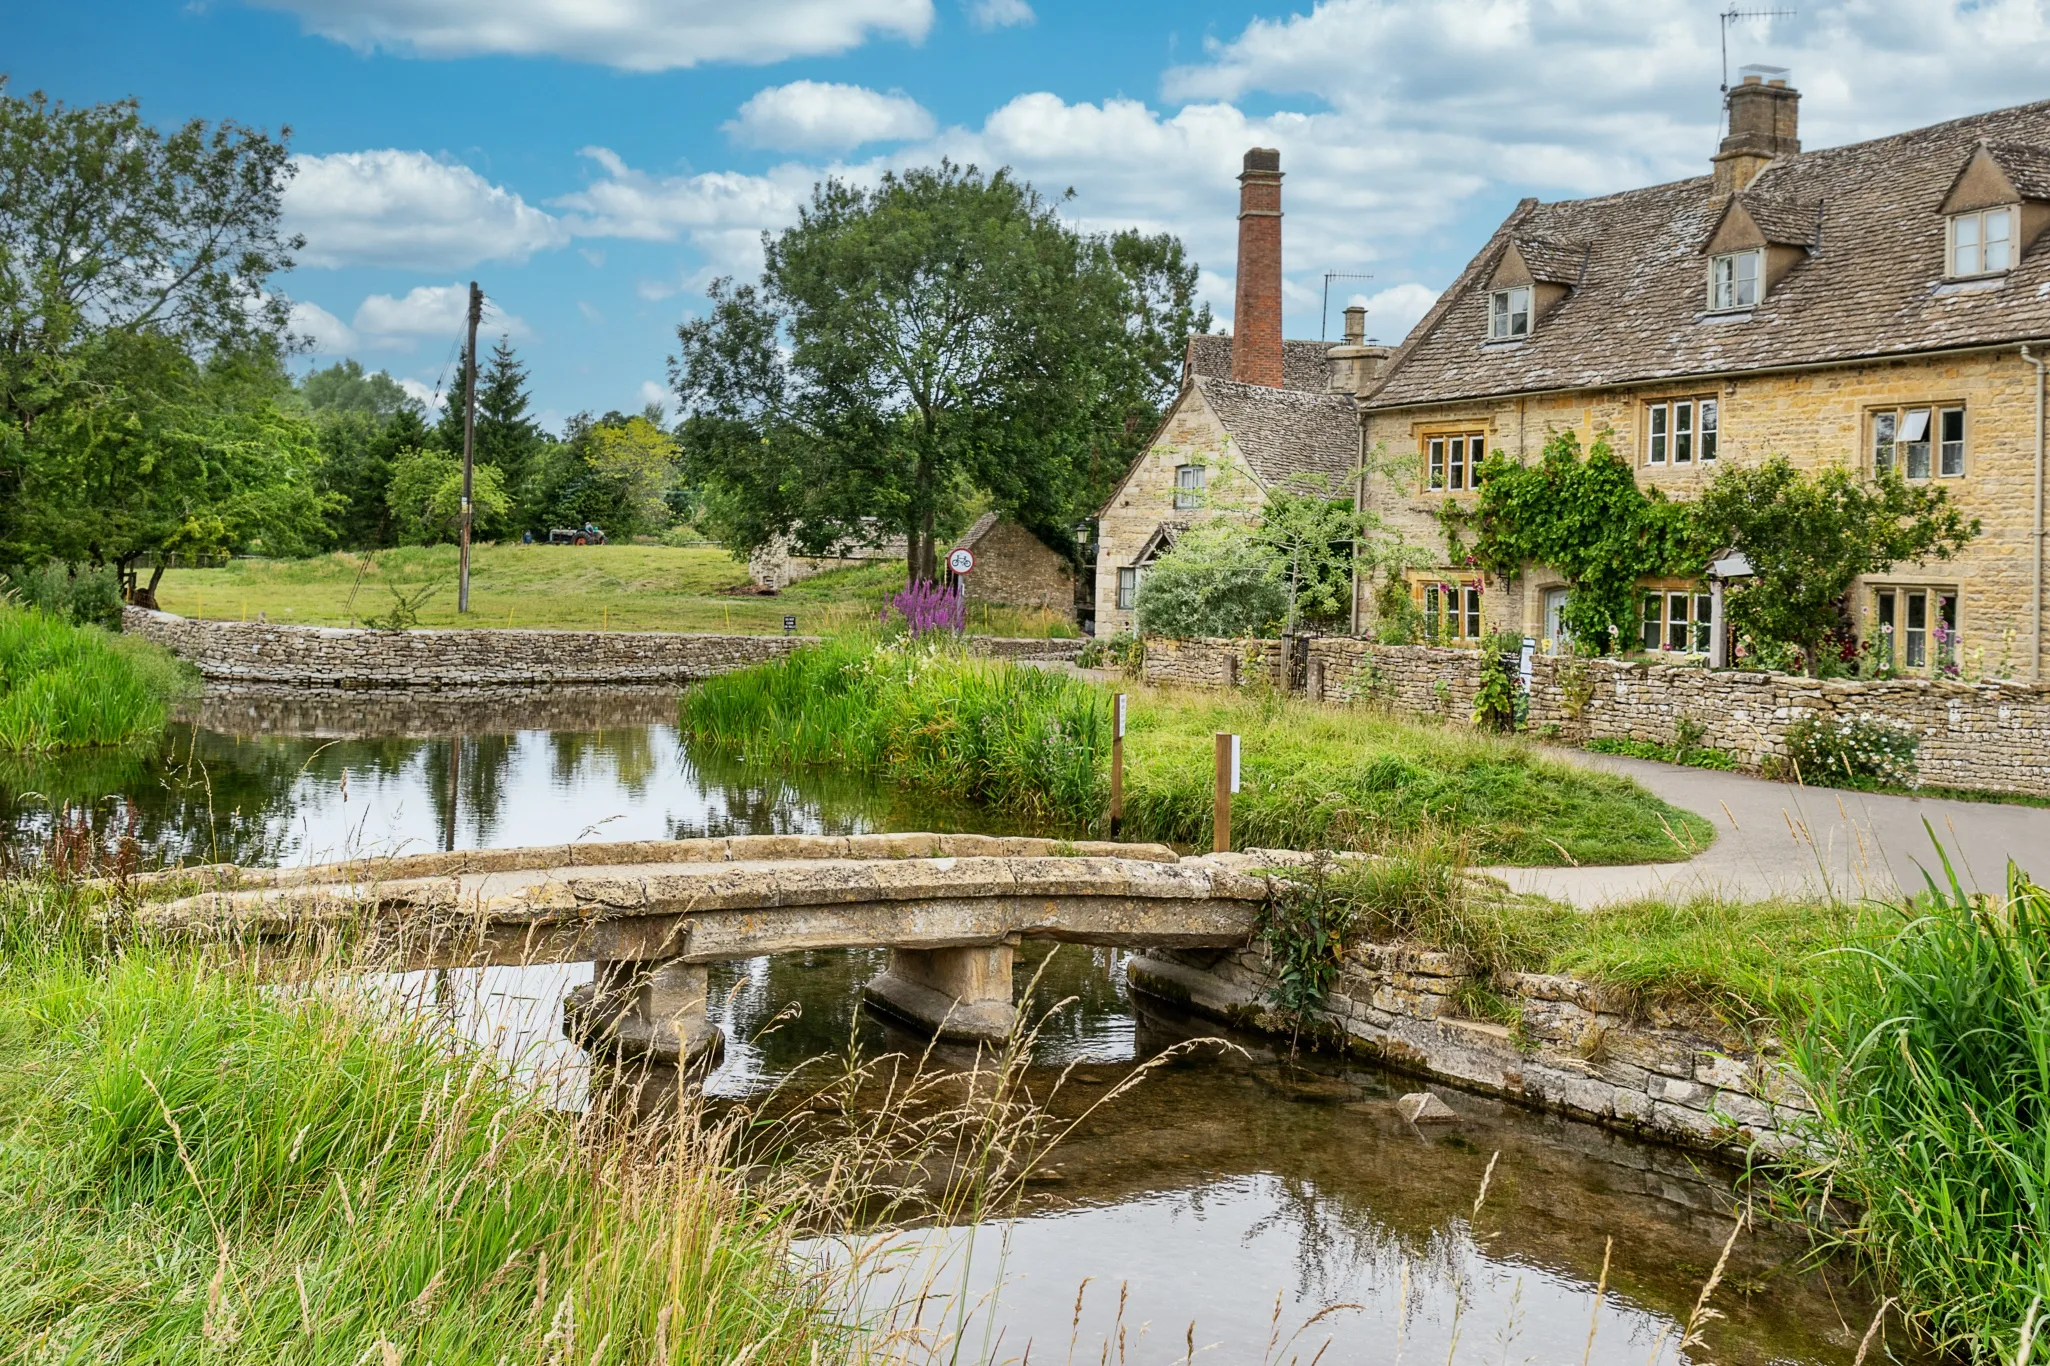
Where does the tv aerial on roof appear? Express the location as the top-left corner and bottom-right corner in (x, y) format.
(1320, 271), (1374, 341)
(1720, 7), (1796, 95)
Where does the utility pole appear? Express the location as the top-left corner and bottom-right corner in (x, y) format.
(457, 280), (482, 614)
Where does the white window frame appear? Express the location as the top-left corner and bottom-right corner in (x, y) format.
(1873, 586), (1960, 672)
(1644, 397), (1718, 467)
(1425, 432), (1485, 492)
(1709, 250), (1762, 311)
(1116, 567), (1139, 611)
(1489, 286), (1531, 340)
(1173, 463), (1205, 511)
(1640, 588), (1714, 654)
(1949, 206), (2016, 278)
(1873, 404), (1965, 481)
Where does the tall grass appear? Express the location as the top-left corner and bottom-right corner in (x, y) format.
(679, 638), (1108, 823)
(0, 605), (189, 752)
(0, 877), (844, 1363)
(1787, 854), (2050, 1359)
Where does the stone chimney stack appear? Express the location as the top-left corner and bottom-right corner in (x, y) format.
(1713, 71), (1800, 195)
(1231, 147), (1285, 388)
(1326, 303), (1391, 396)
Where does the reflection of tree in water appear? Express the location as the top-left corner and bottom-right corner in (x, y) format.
(421, 733), (520, 848)
(1240, 1172), (1466, 1321)
(673, 741), (1028, 841)
(545, 726), (661, 798)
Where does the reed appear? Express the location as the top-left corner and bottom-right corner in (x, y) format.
(679, 637), (1108, 824)
(1786, 853), (2050, 1360)
(0, 605), (188, 752)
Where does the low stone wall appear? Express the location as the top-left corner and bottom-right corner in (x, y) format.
(1141, 634), (2050, 797)
(1130, 944), (1809, 1156)
(126, 608), (1080, 689)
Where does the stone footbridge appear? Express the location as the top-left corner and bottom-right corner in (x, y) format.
(132, 833), (1274, 1063)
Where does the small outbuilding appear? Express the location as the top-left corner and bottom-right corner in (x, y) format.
(949, 513), (1075, 620)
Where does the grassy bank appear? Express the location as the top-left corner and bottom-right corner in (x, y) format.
(0, 878), (841, 1363)
(152, 546), (1077, 638)
(0, 605), (190, 752)
(680, 643), (1712, 865)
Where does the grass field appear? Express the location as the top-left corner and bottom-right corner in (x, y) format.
(0, 606), (193, 753)
(151, 545), (1078, 638)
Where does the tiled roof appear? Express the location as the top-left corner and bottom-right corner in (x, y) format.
(1197, 375), (1358, 486)
(1513, 238), (1590, 285)
(1725, 191), (1821, 248)
(1366, 97), (2050, 410)
(1185, 333), (1334, 393)
(957, 511), (1001, 547)
(1986, 141), (2050, 201)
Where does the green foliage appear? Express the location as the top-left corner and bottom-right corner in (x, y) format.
(1585, 736), (1739, 771)
(1470, 430), (1692, 652)
(672, 163), (1210, 579)
(679, 637), (1109, 823)
(1370, 574), (1423, 645)
(359, 579), (447, 632)
(2, 561), (123, 629)
(1780, 713), (1920, 789)
(1254, 856), (1358, 1027)
(0, 84), (304, 579)
(299, 359), (416, 420)
(1131, 520), (1287, 640)
(1694, 456), (1978, 675)
(0, 604), (185, 751)
(1469, 651), (1519, 733)
(0, 881), (838, 1364)
(1786, 858), (2050, 1357)
(383, 448), (511, 546)
(524, 410), (669, 541)
(1255, 479), (1369, 631)
(1075, 629), (1144, 673)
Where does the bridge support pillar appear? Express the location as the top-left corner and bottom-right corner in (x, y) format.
(863, 945), (1017, 1044)
(564, 958), (723, 1069)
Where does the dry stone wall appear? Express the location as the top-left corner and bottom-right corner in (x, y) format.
(1141, 633), (2050, 797)
(1130, 943), (1811, 1156)
(127, 608), (1079, 691)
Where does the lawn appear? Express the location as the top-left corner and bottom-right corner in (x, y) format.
(150, 545), (1078, 638)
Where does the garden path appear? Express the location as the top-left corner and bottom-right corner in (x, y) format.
(1487, 749), (2050, 907)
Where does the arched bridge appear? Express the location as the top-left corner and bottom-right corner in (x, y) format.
(134, 833), (1275, 1062)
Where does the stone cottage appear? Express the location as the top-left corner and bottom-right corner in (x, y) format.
(947, 512), (1075, 620)
(1092, 148), (1382, 636)
(1354, 74), (2050, 683)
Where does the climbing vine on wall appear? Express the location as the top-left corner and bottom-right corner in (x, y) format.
(1465, 430), (1693, 651)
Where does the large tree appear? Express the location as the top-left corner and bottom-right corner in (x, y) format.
(437, 336), (543, 499)
(1692, 456), (1979, 675)
(0, 82), (312, 586)
(672, 162), (1209, 581)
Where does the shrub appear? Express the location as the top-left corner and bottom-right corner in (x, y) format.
(2, 562), (124, 630)
(1076, 629), (1143, 673)
(1782, 712), (1918, 789)
(1132, 521), (1286, 640)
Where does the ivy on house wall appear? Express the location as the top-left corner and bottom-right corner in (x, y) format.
(1462, 430), (1693, 651)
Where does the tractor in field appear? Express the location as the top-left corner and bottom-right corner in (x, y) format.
(547, 523), (607, 546)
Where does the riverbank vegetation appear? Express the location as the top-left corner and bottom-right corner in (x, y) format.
(148, 546), (1078, 638)
(680, 642), (1711, 865)
(0, 606), (190, 753)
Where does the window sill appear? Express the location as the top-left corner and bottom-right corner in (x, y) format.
(1694, 308), (1755, 324)
(1931, 273), (2009, 296)
(1479, 338), (1528, 351)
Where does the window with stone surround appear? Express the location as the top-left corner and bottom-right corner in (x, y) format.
(1425, 432), (1487, 492)
(1871, 585), (1959, 671)
(1415, 578), (1483, 643)
(1872, 404), (1965, 480)
(1173, 463), (1206, 510)
(1639, 585), (1713, 653)
(1116, 566), (1139, 611)
(1644, 397), (1718, 466)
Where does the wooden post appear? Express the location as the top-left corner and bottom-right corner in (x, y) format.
(1213, 731), (1239, 853)
(1109, 692), (1126, 838)
(457, 281), (482, 615)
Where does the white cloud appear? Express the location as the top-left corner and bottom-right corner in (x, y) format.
(1353, 284), (1438, 346)
(725, 81), (936, 152)
(247, 0), (934, 72)
(288, 150), (567, 270)
(638, 380), (669, 407)
(966, 0), (1032, 30)
(288, 299), (358, 354)
(350, 284), (530, 349)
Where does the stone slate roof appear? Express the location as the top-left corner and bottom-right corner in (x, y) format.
(1197, 375), (1358, 486)
(1367, 97), (2050, 411)
(1723, 191), (1821, 248)
(1986, 141), (2050, 200)
(958, 511), (1001, 547)
(1513, 238), (1590, 284)
(1185, 333), (1333, 393)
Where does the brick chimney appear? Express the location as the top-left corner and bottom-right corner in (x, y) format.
(1713, 72), (1800, 195)
(1231, 147), (1285, 388)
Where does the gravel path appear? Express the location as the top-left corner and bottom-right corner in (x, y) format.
(1487, 748), (2050, 907)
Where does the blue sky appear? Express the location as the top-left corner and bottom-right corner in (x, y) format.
(13, 0), (2050, 431)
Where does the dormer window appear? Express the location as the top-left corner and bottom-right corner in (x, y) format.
(1949, 206), (2015, 277)
(1710, 250), (1761, 311)
(1489, 287), (1531, 340)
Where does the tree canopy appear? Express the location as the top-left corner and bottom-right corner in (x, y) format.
(672, 161), (1209, 581)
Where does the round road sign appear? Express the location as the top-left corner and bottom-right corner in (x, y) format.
(946, 547), (975, 575)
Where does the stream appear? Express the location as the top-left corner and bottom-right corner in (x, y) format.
(0, 688), (1909, 1365)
